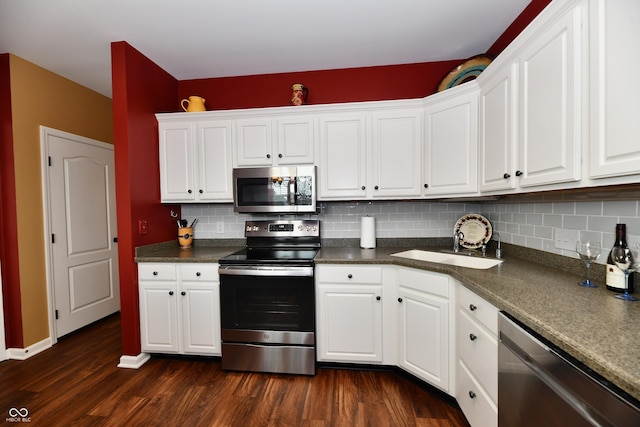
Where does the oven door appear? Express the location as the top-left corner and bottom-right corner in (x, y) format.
(219, 266), (315, 345)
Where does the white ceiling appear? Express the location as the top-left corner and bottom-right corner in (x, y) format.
(0, 0), (531, 98)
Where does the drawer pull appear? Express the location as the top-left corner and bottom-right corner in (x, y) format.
(196, 272), (201, 277)
(469, 333), (477, 341)
(398, 297), (403, 303)
(468, 391), (476, 399)
(469, 304), (477, 311)
(376, 296), (381, 301)
(153, 271), (158, 276)
(181, 291), (186, 296)
(169, 291), (174, 296)
(347, 274), (353, 279)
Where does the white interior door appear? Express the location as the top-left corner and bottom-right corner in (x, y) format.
(42, 127), (119, 338)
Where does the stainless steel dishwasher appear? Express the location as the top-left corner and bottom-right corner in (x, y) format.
(498, 311), (640, 427)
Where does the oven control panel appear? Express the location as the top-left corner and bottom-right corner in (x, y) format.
(244, 220), (320, 237)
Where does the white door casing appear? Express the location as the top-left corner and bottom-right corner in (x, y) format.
(41, 127), (120, 340)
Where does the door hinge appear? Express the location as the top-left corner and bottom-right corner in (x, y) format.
(55, 309), (59, 320)
(48, 156), (52, 166)
(51, 234), (55, 244)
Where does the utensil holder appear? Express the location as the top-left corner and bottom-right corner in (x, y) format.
(178, 227), (193, 249)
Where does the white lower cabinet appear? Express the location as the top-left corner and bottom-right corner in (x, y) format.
(315, 265), (384, 363)
(138, 263), (221, 356)
(396, 267), (452, 394)
(456, 284), (499, 427)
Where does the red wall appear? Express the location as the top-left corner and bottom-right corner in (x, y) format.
(487, 0), (552, 57)
(111, 42), (181, 355)
(178, 61), (463, 111)
(0, 53), (23, 348)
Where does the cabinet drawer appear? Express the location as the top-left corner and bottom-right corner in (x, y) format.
(138, 263), (177, 281)
(457, 360), (497, 427)
(459, 285), (498, 336)
(180, 263), (219, 282)
(458, 309), (498, 404)
(316, 265), (382, 284)
(397, 267), (450, 298)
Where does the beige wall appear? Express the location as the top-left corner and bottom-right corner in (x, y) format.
(9, 54), (113, 346)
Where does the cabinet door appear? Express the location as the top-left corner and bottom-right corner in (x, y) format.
(316, 283), (383, 363)
(276, 116), (315, 165)
(371, 109), (422, 198)
(318, 114), (367, 199)
(517, 5), (583, 188)
(397, 286), (450, 392)
(180, 282), (221, 355)
(235, 119), (273, 166)
(139, 282), (179, 353)
(589, 0), (640, 179)
(479, 63), (518, 192)
(158, 121), (196, 201)
(197, 121), (234, 201)
(423, 86), (478, 196)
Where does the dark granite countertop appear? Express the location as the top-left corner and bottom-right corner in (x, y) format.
(136, 239), (640, 403)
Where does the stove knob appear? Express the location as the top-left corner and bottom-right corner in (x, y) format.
(298, 225), (304, 231)
(246, 225), (252, 232)
(252, 226), (259, 232)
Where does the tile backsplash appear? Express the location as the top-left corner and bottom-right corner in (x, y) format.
(183, 199), (640, 264)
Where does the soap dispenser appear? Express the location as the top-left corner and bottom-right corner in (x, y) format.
(495, 233), (502, 259)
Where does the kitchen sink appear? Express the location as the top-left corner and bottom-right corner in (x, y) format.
(390, 249), (503, 270)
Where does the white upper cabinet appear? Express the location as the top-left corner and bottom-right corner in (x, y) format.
(478, 0), (586, 194)
(317, 113), (368, 199)
(158, 120), (195, 202)
(479, 63), (518, 192)
(158, 116), (233, 203)
(235, 116), (315, 167)
(517, 3), (583, 188)
(196, 121), (234, 201)
(371, 108), (423, 198)
(317, 104), (422, 200)
(423, 83), (479, 196)
(588, 0), (640, 180)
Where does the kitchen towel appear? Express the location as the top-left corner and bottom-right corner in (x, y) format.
(360, 216), (376, 249)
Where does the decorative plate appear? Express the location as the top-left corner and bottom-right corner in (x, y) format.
(454, 214), (493, 249)
(436, 55), (493, 92)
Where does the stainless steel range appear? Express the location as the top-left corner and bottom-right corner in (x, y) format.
(218, 219), (320, 375)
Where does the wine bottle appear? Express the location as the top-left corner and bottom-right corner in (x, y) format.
(606, 224), (634, 293)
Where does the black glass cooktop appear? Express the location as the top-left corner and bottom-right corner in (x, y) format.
(219, 248), (319, 264)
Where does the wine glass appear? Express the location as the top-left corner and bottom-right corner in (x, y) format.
(611, 246), (639, 301)
(576, 241), (600, 287)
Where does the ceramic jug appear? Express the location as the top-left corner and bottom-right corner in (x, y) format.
(181, 96), (206, 112)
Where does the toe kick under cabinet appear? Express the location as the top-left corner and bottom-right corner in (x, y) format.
(456, 284), (499, 427)
(138, 263), (221, 356)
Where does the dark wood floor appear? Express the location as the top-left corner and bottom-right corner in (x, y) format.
(0, 314), (470, 426)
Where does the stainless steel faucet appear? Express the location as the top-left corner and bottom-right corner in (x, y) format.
(453, 230), (464, 253)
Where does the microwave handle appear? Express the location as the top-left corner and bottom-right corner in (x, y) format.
(289, 178), (296, 205)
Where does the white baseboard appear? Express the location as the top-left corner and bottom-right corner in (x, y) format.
(118, 352), (150, 369)
(7, 337), (53, 360)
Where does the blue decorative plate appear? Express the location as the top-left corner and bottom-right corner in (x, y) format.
(437, 55), (493, 92)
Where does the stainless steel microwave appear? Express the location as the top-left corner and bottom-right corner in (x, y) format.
(232, 165), (317, 214)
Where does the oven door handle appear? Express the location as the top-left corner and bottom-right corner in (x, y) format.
(219, 265), (314, 277)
